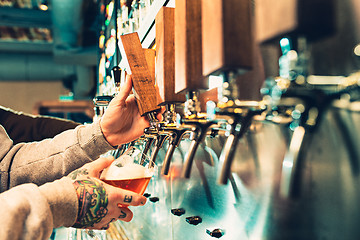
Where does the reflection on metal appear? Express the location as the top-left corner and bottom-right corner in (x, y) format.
(114, 105), (360, 239)
(217, 101), (266, 184)
(161, 127), (189, 175)
(181, 120), (217, 178)
(279, 125), (305, 198)
(150, 134), (168, 163)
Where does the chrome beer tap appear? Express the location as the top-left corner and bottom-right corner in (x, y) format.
(160, 124), (189, 175)
(200, 0), (263, 184)
(159, 103), (191, 175)
(173, 0), (217, 179)
(180, 91), (218, 178)
(216, 71), (266, 184)
(270, 37), (350, 198)
(153, 103), (190, 175)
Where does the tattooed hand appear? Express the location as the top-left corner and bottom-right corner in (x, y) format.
(67, 156), (147, 229)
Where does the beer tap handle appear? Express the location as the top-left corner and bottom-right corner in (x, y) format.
(156, 7), (185, 105)
(175, 0), (207, 94)
(256, 0), (335, 44)
(202, 0), (253, 77)
(119, 33), (160, 118)
(112, 66), (122, 92)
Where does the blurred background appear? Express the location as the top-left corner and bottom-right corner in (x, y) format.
(0, 0), (98, 116)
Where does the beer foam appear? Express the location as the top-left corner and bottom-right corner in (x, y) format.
(101, 161), (154, 180)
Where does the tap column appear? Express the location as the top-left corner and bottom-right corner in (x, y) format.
(202, 0), (266, 184)
(155, 7), (190, 174)
(175, 0), (219, 178)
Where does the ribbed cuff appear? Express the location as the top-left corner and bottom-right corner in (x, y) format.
(39, 177), (78, 228)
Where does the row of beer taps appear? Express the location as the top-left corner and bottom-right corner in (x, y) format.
(94, 0), (360, 198)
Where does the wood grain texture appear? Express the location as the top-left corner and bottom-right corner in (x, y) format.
(144, 48), (155, 83)
(155, 7), (185, 105)
(119, 33), (160, 115)
(174, 0), (208, 94)
(202, 0), (253, 76)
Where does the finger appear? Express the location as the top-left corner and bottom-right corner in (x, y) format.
(157, 106), (165, 121)
(116, 206), (134, 222)
(111, 74), (133, 106)
(87, 156), (115, 177)
(106, 184), (147, 206)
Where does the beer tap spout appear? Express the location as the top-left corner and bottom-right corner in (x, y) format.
(161, 127), (189, 175)
(217, 103), (266, 185)
(150, 134), (169, 164)
(181, 120), (217, 178)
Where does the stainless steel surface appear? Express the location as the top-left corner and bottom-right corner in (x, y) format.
(89, 1), (360, 238)
(111, 100), (360, 239)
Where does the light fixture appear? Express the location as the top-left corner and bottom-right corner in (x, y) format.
(39, 0), (48, 11)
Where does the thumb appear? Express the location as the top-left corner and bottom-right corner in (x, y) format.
(110, 74), (133, 107)
(88, 156), (115, 177)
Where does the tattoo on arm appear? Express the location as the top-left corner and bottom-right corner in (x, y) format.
(72, 178), (108, 228)
(124, 195), (133, 203)
(68, 169), (89, 180)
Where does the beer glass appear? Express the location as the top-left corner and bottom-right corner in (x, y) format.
(100, 146), (156, 195)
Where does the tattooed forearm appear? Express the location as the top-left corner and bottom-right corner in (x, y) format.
(68, 169), (89, 180)
(72, 179), (108, 228)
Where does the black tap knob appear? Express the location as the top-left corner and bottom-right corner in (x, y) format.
(112, 66), (122, 88)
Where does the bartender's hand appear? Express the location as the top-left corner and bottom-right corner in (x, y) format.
(68, 156), (147, 229)
(100, 74), (160, 146)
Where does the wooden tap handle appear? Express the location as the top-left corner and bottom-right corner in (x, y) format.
(255, 0), (335, 43)
(119, 33), (160, 116)
(175, 0), (207, 94)
(201, 0), (253, 76)
(155, 7), (185, 105)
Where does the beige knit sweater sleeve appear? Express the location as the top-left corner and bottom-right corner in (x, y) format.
(0, 121), (115, 192)
(0, 177), (78, 240)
